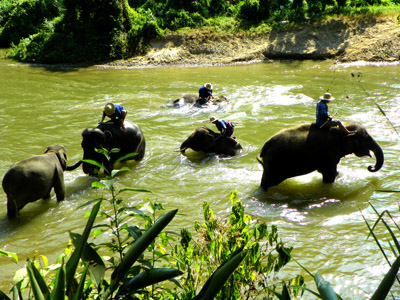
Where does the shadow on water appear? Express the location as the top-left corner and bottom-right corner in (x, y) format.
(251, 174), (379, 211)
(0, 199), (61, 241)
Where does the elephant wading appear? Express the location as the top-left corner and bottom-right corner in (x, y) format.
(2, 145), (68, 218)
(67, 120), (145, 176)
(257, 123), (384, 190)
(172, 94), (227, 107)
(180, 126), (242, 156)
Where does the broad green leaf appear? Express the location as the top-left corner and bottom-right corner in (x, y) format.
(314, 272), (339, 300)
(92, 181), (106, 189)
(51, 260), (66, 299)
(192, 247), (247, 300)
(370, 255), (400, 300)
(66, 200), (101, 294)
(81, 159), (106, 170)
(111, 167), (131, 177)
(118, 268), (183, 294)
(70, 232), (105, 290)
(0, 250), (18, 263)
(119, 188), (152, 194)
(26, 260), (49, 300)
(104, 209), (178, 298)
(114, 152), (138, 165)
(72, 263), (89, 300)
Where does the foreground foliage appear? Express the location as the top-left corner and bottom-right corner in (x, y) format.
(1, 0), (399, 63)
(0, 149), (297, 299)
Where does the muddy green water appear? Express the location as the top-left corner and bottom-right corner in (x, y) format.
(0, 58), (400, 298)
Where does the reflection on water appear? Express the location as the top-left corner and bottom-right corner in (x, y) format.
(0, 59), (399, 298)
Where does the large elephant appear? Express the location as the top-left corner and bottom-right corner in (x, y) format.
(180, 126), (242, 156)
(67, 120), (145, 176)
(2, 145), (67, 218)
(172, 94), (227, 107)
(257, 123), (384, 190)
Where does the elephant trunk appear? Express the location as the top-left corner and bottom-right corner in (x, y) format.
(66, 160), (82, 171)
(367, 139), (384, 172)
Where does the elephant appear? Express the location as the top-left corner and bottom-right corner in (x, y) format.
(2, 145), (68, 218)
(180, 126), (242, 156)
(257, 122), (384, 190)
(172, 94), (227, 107)
(66, 120), (146, 176)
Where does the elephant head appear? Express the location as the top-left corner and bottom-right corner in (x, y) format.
(45, 145), (68, 171)
(341, 123), (384, 172)
(66, 128), (109, 175)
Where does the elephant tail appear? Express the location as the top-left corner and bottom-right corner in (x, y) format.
(256, 154), (264, 167)
(66, 160), (82, 171)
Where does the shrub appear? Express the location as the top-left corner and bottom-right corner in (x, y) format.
(0, 0), (61, 47)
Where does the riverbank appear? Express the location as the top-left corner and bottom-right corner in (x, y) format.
(107, 13), (400, 68)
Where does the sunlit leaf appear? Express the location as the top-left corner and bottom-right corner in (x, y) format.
(0, 250), (18, 263)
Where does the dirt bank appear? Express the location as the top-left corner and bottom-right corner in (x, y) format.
(108, 13), (400, 68)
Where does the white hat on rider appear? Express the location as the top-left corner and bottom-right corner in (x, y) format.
(205, 83), (212, 90)
(104, 103), (115, 116)
(319, 93), (334, 101)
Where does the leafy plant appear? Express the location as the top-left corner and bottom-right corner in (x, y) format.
(172, 190), (300, 300)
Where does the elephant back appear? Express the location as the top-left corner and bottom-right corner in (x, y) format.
(97, 120), (145, 161)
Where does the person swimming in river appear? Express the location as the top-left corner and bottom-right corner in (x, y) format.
(316, 93), (354, 135)
(100, 102), (127, 131)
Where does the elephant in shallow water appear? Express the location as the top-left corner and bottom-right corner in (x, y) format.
(67, 120), (145, 176)
(257, 123), (384, 190)
(172, 94), (227, 107)
(180, 126), (242, 156)
(2, 145), (67, 218)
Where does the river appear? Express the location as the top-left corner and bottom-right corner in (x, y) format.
(0, 58), (399, 298)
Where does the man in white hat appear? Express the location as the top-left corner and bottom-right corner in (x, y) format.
(100, 102), (127, 131)
(198, 83), (214, 104)
(316, 92), (354, 134)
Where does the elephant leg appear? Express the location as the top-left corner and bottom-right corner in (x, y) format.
(53, 175), (66, 202)
(6, 195), (19, 218)
(320, 165), (339, 183)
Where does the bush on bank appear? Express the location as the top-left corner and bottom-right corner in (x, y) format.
(1, 0), (400, 63)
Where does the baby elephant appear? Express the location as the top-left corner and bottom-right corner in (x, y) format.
(2, 145), (67, 218)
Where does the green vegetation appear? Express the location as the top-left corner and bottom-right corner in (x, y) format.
(0, 149), (297, 299)
(1, 149), (400, 299)
(0, 0), (399, 63)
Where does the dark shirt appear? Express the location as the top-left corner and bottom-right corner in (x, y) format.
(199, 86), (213, 99)
(316, 101), (329, 126)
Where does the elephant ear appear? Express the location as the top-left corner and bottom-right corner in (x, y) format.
(56, 150), (68, 170)
(342, 134), (358, 155)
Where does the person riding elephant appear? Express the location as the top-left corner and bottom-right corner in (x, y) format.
(197, 83), (214, 105)
(180, 126), (242, 156)
(100, 102), (127, 131)
(66, 120), (146, 176)
(172, 94), (227, 107)
(2, 145), (68, 218)
(257, 122), (384, 190)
